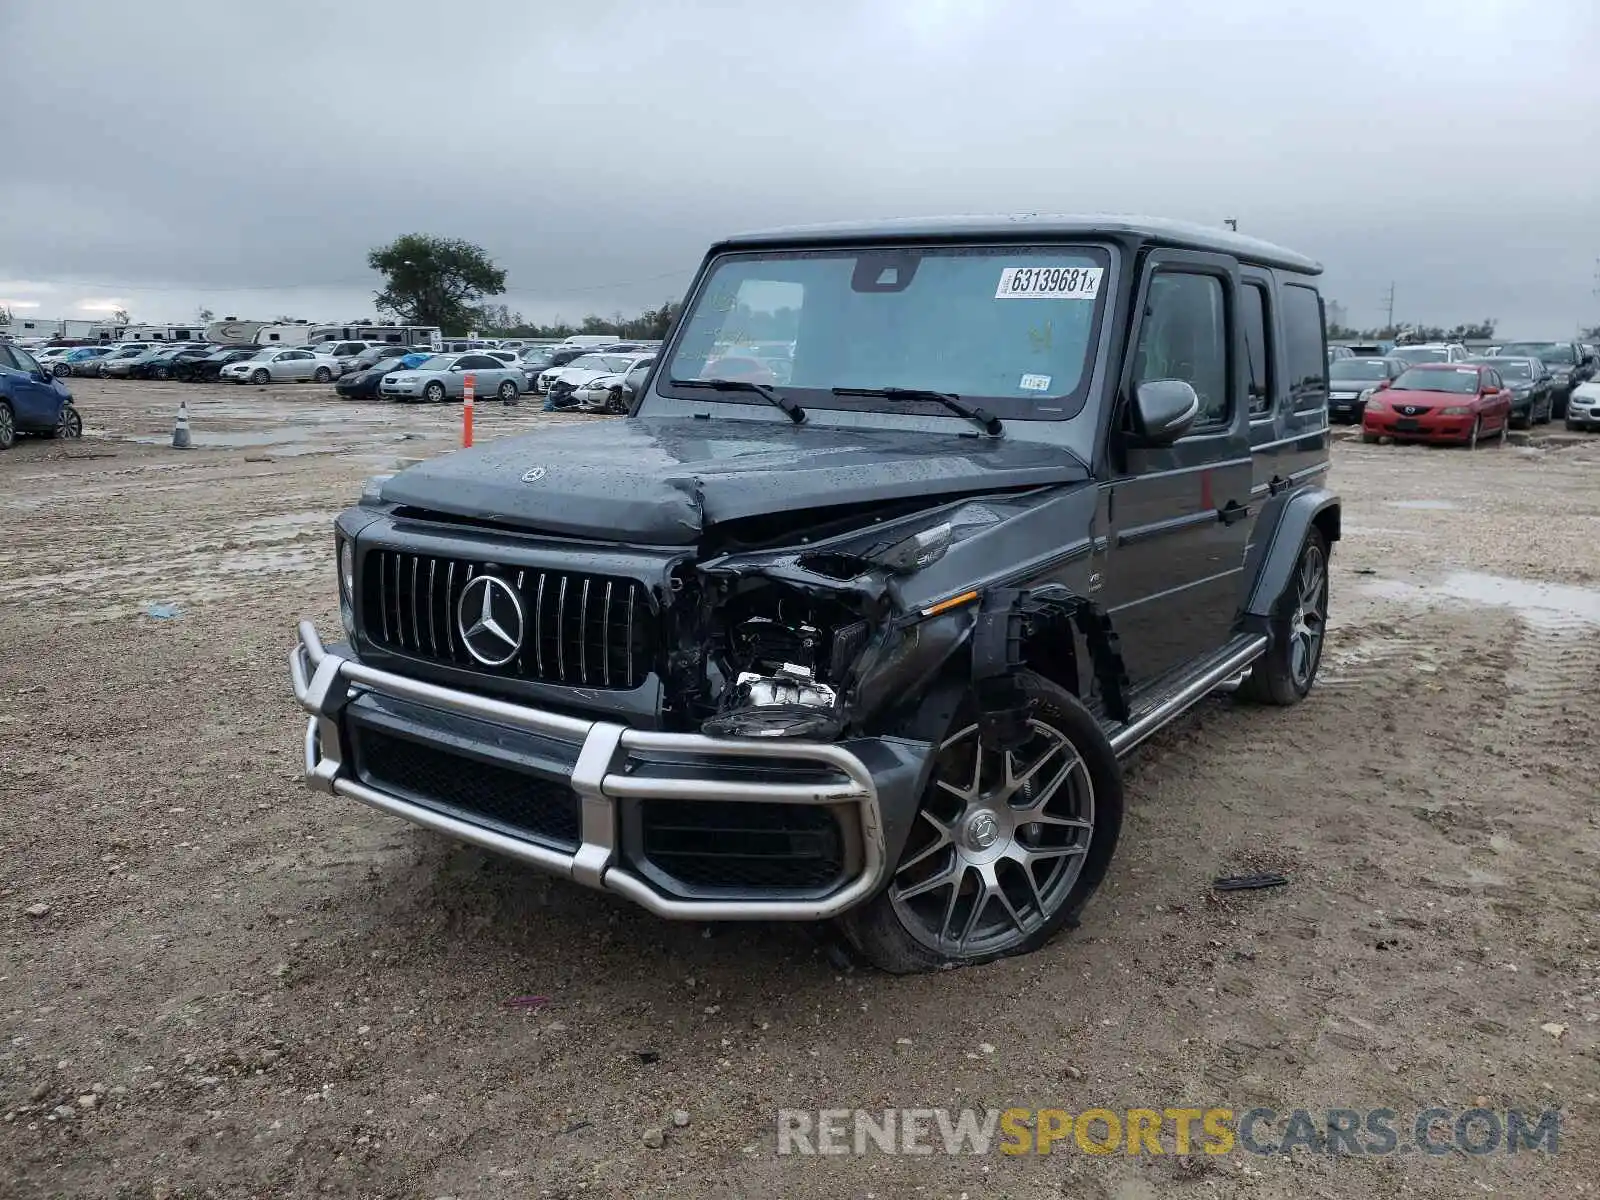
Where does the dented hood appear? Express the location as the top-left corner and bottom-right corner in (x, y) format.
(379, 415), (1090, 544)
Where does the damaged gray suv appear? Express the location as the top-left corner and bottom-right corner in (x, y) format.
(291, 216), (1339, 973)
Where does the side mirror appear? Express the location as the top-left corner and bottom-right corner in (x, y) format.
(1130, 380), (1200, 445)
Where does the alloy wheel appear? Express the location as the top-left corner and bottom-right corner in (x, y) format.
(57, 405), (82, 439)
(1288, 542), (1327, 689)
(890, 718), (1095, 959)
(0, 403), (13, 449)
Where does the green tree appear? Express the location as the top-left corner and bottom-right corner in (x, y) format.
(368, 234), (507, 332)
(112, 308), (130, 325)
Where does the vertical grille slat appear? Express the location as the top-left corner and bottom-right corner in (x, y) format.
(601, 580), (613, 688)
(556, 577), (569, 682)
(579, 578), (591, 684)
(409, 554), (422, 651)
(534, 574), (547, 675)
(426, 558), (438, 655)
(362, 552), (648, 690)
(443, 561), (457, 659)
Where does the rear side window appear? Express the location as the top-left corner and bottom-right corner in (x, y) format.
(1281, 284), (1326, 411)
(1241, 281), (1273, 416)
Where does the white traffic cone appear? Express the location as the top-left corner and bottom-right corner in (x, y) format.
(171, 400), (192, 449)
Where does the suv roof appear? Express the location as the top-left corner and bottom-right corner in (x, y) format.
(716, 214), (1322, 274)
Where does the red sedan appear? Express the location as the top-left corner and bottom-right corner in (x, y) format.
(1360, 363), (1514, 448)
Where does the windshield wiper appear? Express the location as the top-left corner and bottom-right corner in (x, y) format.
(672, 378), (805, 424)
(831, 387), (1003, 436)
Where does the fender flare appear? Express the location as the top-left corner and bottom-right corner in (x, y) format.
(1243, 486), (1341, 619)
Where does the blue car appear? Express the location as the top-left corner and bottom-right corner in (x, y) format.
(0, 343), (82, 449)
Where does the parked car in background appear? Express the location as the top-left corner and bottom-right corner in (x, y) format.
(1362, 363), (1513, 447)
(1326, 356), (1407, 422)
(93, 346), (149, 377)
(1493, 341), (1592, 419)
(173, 346), (261, 381)
(379, 352), (524, 403)
(220, 347), (340, 385)
(1565, 380), (1600, 432)
(1389, 342), (1470, 366)
(61, 346), (112, 376)
(569, 356), (655, 413)
(1464, 356), (1553, 427)
(0, 343), (82, 449)
(102, 347), (175, 378)
(306, 341), (374, 375)
(536, 352), (641, 396)
(529, 346), (596, 392)
(1326, 344), (1354, 363)
(132, 347), (214, 380)
(348, 344), (412, 372)
(335, 355), (410, 401)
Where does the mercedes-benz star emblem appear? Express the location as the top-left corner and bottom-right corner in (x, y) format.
(456, 574), (525, 666)
(521, 466), (547, 483)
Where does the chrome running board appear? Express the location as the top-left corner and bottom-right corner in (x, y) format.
(1106, 635), (1269, 757)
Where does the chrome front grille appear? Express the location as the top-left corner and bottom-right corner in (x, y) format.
(360, 549), (651, 689)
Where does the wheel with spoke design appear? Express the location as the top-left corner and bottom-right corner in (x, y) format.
(1239, 527), (1330, 705)
(837, 673), (1122, 973)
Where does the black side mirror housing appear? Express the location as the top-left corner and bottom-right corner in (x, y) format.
(1130, 380), (1201, 445)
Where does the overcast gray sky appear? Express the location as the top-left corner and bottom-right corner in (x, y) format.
(3, 0), (1597, 334)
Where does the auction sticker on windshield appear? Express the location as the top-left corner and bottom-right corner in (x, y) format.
(995, 266), (1103, 300)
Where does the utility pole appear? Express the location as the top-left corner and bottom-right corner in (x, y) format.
(1384, 282), (1396, 330)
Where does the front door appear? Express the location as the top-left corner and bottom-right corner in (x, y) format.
(0, 345), (63, 430)
(1099, 250), (1254, 691)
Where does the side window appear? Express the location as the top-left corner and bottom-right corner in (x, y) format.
(1132, 271), (1229, 427)
(1241, 281), (1273, 417)
(1281, 284), (1327, 411)
(0, 346), (20, 371)
(1487, 370), (1501, 391)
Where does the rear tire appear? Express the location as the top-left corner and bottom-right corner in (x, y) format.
(52, 362), (70, 378)
(836, 673), (1122, 974)
(1239, 527), (1329, 706)
(497, 379), (518, 403)
(425, 381), (446, 403)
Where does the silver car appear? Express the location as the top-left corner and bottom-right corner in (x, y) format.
(379, 352), (525, 403)
(220, 347), (340, 385)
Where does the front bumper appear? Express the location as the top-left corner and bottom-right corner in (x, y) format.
(380, 382), (428, 399)
(1566, 397), (1599, 427)
(289, 620), (923, 920)
(1363, 412), (1476, 442)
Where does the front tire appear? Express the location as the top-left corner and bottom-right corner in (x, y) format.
(51, 404), (82, 439)
(251, 369), (270, 386)
(52, 362), (70, 378)
(1239, 527), (1329, 706)
(424, 381), (446, 403)
(0, 401), (14, 450)
(1467, 417), (1481, 449)
(837, 673), (1122, 974)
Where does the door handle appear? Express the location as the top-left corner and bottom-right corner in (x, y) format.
(1218, 501), (1250, 525)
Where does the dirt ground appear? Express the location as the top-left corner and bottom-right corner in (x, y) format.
(3, 377), (1598, 1199)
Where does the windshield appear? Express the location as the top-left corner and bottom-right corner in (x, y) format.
(1391, 346), (1449, 364)
(1477, 359), (1532, 380)
(1394, 367), (1481, 394)
(660, 244), (1111, 416)
(1329, 359), (1393, 381)
(568, 354), (617, 371)
(1500, 342), (1573, 365)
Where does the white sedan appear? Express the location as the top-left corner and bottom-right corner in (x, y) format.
(220, 347), (342, 385)
(535, 352), (646, 395)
